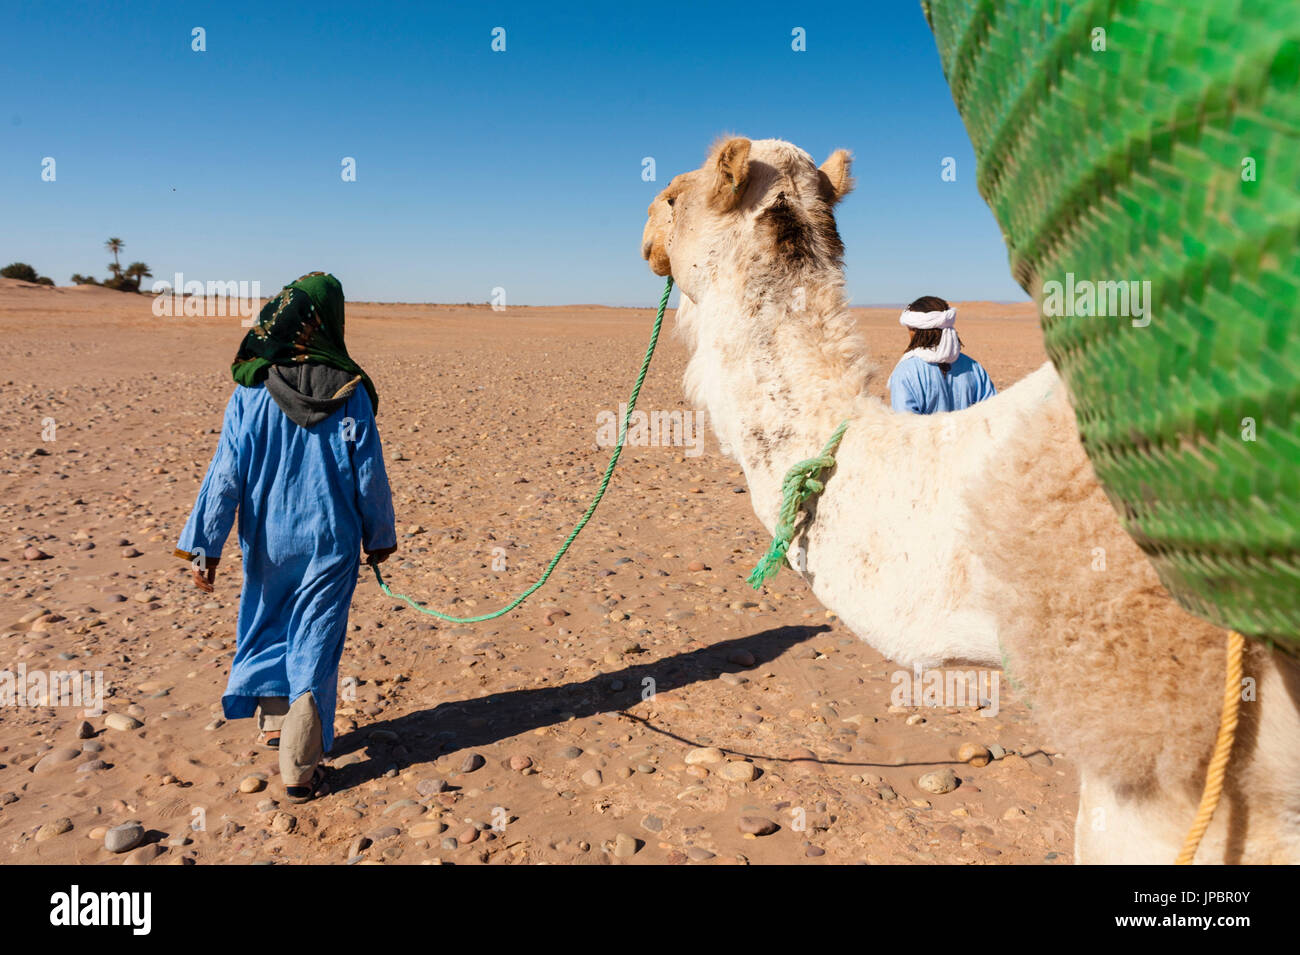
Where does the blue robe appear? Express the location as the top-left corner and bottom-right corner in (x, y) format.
(887, 353), (997, 414)
(177, 384), (396, 751)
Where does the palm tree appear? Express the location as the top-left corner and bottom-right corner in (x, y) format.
(105, 238), (124, 274)
(123, 262), (152, 292)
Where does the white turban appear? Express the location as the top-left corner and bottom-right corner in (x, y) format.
(900, 306), (960, 365)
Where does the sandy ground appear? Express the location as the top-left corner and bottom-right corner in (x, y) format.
(0, 279), (1075, 865)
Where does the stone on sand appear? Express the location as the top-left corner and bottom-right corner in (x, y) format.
(684, 746), (724, 765)
(738, 816), (779, 836)
(957, 742), (990, 767)
(104, 822), (144, 853)
(33, 747), (81, 774)
(718, 760), (758, 783)
(36, 818), (74, 841)
(916, 769), (958, 795)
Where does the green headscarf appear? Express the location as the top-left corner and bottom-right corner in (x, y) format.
(231, 271), (378, 413)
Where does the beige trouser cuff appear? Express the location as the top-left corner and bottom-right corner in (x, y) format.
(256, 693), (323, 786)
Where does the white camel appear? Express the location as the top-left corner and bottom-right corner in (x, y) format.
(641, 136), (1300, 864)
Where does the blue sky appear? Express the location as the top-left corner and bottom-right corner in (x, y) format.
(1, 1), (1028, 306)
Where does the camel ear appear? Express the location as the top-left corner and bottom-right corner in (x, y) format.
(710, 137), (751, 210)
(819, 149), (854, 204)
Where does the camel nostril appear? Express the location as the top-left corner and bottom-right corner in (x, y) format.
(641, 240), (653, 260)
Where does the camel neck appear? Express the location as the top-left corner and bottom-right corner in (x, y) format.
(679, 268), (878, 513)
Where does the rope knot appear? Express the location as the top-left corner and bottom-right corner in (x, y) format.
(747, 420), (850, 590)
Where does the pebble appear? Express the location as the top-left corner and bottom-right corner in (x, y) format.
(104, 713), (142, 732)
(104, 822), (144, 853)
(383, 799), (422, 818)
(238, 775), (266, 794)
(36, 817), (73, 841)
(641, 815), (664, 833)
(684, 746), (724, 765)
(23, 547), (51, 561)
(558, 746), (583, 759)
(416, 777), (447, 796)
(738, 816), (779, 836)
(687, 560), (708, 572)
(581, 769), (603, 787)
(686, 847), (715, 861)
(75, 721), (95, 740)
(124, 844), (163, 865)
(718, 760), (758, 782)
(409, 820), (446, 839)
(613, 833), (639, 858)
(509, 754), (533, 771)
(368, 826), (401, 841)
(459, 753), (485, 773)
(916, 769), (958, 795)
(958, 743), (991, 767)
(270, 812), (297, 834)
(33, 747), (81, 774)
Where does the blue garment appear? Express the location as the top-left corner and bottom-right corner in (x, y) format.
(177, 384), (396, 751)
(887, 353), (997, 414)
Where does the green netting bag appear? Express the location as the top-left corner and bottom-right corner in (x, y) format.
(923, 0), (1300, 648)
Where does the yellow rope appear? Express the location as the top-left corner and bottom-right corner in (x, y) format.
(1176, 630), (1246, 864)
(330, 374), (364, 400)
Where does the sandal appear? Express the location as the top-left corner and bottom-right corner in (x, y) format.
(284, 764), (330, 804)
(258, 731), (281, 750)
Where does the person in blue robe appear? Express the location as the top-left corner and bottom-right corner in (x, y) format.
(175, 272), (396, 802)
(887, 295), (997, 414)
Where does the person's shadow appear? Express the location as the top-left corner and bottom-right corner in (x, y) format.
(327, 623), (830, 793)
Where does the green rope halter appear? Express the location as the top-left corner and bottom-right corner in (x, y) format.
(746, 419), (851, 590)
(372, 276), (674, 623)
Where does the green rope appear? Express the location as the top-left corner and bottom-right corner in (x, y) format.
(372, 276), (674, 623)
(746, 419), (850, 590)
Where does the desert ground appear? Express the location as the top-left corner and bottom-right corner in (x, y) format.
(0, 278), (1074, 865)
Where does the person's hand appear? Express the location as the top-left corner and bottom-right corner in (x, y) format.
(365, 546), (397, 566)
(191, 563), (218, 593)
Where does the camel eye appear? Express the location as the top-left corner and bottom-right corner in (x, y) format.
(665, 196), (675, 207)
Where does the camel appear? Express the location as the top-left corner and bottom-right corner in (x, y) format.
(640, 136), (1300, 864)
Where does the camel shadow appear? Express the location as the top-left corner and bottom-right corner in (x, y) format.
(326, 623), (830, 793)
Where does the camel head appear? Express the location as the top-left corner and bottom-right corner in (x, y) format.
(641, 137), (854, 299)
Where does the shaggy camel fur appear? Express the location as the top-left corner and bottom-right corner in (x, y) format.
(641, 136), (1300, 864)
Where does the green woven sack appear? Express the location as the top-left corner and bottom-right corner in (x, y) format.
(923, 0), (1300, 648)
